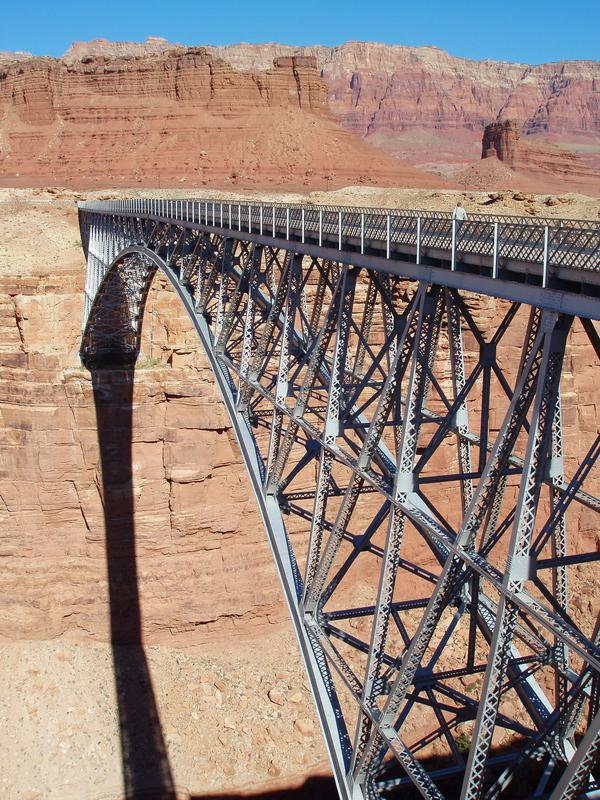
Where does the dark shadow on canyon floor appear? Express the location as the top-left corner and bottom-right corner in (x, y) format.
(125, 776), (338, 799)
(92, 366), (176, 797)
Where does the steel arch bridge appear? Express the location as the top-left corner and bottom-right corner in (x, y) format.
(79, 197), (600, 800)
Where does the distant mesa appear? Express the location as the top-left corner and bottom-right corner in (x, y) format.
(0, 50), (32, 64)
(64, 36), (176, 62)
(0, 38), (598, 194)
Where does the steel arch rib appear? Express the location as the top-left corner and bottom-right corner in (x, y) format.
(84, 244), (356, 799)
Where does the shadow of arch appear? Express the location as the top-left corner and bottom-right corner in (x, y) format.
(84, 247), (318, 799)
(91, 363), (176, 796)
(84, 249), (179, 795)
(82, 244), (350, 800)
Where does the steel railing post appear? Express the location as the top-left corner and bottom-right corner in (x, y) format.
(386, 212), (390, 259)
(319, 209), (323, 247)
(543, 225), (550, 288)
(302, 207), (305, 244)
(451, 218), (457, 271)
(416, 217), (421, 265)
(361, 212), (365, 255)
(339, 210), (342, 250)
(286, 207), (290, 240)
(493, 222), (499, 279)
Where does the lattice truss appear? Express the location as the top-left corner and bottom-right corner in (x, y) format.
(81, 214), (600, 800)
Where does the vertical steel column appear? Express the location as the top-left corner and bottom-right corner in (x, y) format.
(459, 312), (570, 800)
(351, 287), (445, 781)
(265, 253), (303, 485)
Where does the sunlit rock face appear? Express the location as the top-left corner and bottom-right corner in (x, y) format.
(0, 47), (443, 191)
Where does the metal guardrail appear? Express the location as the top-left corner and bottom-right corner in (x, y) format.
(79, 198), (600, 279)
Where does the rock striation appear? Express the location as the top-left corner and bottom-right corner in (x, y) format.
(481, 118), (600, 192)
(1, 191), (599, 648)
(206, 42), (600, 183)
(2, 39), (599, 191)
(0, 47), (443, 190)
(0, 195), (293, 644)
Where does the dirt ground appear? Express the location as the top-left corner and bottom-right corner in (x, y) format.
(0, 635), (334, 799)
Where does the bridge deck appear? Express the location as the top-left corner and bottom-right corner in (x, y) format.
(79, 198), (600, 320)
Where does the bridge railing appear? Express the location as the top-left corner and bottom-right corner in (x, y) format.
(78, 198), (600, 277)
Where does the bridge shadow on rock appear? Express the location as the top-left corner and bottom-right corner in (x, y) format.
(129, 775), (338, 799)
(91, 365), (176, 797)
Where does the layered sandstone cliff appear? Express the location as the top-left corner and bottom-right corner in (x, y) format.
(2, 39), (599, 192)
(205, 42), (600, 172)
(57, 39), (600, 144)
(0, 47), (443, 190)
(480, 118), (600, 192)
(0, 193), (291, 645)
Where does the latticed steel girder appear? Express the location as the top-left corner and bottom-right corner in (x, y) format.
(79, 204), (600, 800)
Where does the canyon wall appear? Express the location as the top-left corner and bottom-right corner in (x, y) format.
(1, 191), (599, 648)
(59, 39), (600, 144)
(2, 39), (598, 191)
(0, 195), (290, 645)
(0, 48), (442, 190)
(205, 42), (600, 170)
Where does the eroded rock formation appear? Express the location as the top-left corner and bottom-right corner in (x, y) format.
(0, 48), (443, 190)
(481, 118), (600, 192)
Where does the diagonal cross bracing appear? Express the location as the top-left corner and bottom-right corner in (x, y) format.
(79, 198), (600, 800)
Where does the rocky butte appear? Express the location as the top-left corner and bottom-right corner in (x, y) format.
(479, 118), (600, 192)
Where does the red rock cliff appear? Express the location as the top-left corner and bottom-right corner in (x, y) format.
(209, 42), (600, 172)
(0, 47), (444, 190)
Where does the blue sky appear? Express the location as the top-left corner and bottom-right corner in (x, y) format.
(2, 0), (598, 64)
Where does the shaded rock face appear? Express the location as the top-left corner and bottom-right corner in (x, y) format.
(0, 48), (444, 190)
(482, 120), (521, 163)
